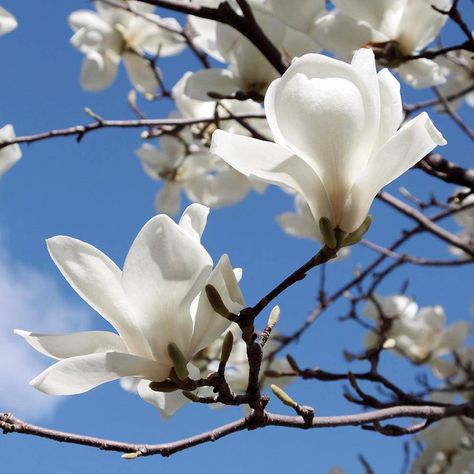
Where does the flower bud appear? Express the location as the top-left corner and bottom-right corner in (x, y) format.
(220, 331), (234, 366)
(205, 284), (231, 319)
(167, 342), (189, 381)
(271, 384), (298, 408)
(267, 305), (280, 328)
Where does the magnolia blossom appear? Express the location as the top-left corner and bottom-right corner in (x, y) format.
(364, 295), (470, 364)
(186, 0), (320, 100)
(411, 417), (474, 474)
(135, 135), (252, 216)
(0, 125), (22, 178)
(313, 0), (452, 88)
(0, 6), (17, 36)
(277, 194), (350, 259)
(438, 49), (474, 109)
(69, 1), (185, 93)
(16, 204), (245, 414)
(212, 49), (446, 237)
(449, 192), (474, 260)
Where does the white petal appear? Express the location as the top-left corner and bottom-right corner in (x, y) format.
(0, 124), (22, 177)
(311, 11), (373, 58)
(189, 254), (243, 356)
(397, 59), (447, 89)
(121, 213), (213, 363)
(155, 182), (182, 216)
(178, 203), (210, 241)
(31, 352), (167, 395)
(123, 51), (158, 94)
(184, 69), (242, 101)
(46, 236), (145, 355)
(436, 322), (471, 355)
(211, 130), (332, 224)
(15, 330), (126, 360)
(135, 144), (166, 180)
(376, 68), (403, 148)
(0, 6), (17, 36)
(80, 51), (118, 91)
(364, 295), (418, 321)
(277, 211), (320, 241)
(344, 113), (446, 232)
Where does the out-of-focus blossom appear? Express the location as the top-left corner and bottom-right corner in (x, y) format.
(186, 0), (321, 100)
(364, 295), (470, 364)
(0, 6), (17, 36)
(0, 125), (21, 178)
(135, 135), (253, 216)
(411, 417), (474, 474)
(212, 49), (446, 237)
(16, 205), (244, 417)
(313, 0), (453, 88)
(69, 0), (185, 92)
(449, 191), (474, 260)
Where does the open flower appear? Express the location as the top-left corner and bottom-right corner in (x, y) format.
(0, 6), (17, 36)
(312, 0), (452, 88)
(185, 0), (319, 101)
(69, 1), (185, 92)
(135, 135), (252, 216)
(0, 125), (22, 178)
(16, 204), (244, 412)
(364, 295), (470, 364)
(212, 48), (446, 237)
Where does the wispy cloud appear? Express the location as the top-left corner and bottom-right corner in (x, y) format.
(0, 244), (90, 421)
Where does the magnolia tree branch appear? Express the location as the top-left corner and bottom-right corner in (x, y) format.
(138, 0), (288, 74)
(0, 113), (266, 149)
(2, 403), (474, 457)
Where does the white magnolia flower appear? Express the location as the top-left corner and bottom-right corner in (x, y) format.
(0, 6), (17, 36)
(16, 204), (245, 415)
(438, 49), (474, 109)
(212, 49), (446, 237)
(0, 125), (22, 177)
(69, 1), (185, 92)
(313, 0), (452, 88)
(449, 192), (474, 260)
(186, 0), (320, 100)
(277, 193), (350, 259)
(411, 417), (474, 474)
(136, 135), (252, 216)
(364, 295), (470, 364)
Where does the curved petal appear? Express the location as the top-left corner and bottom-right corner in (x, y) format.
(80, 51), (118, 91)
(14, 330), (126, 360)
(343, 112), (446, 232)
(277, 211), (320, 241)
(155, 182), (182, 216)
(123, 51), (158, 94)
(135, 144), (166, 180)
(46, 236), (145, 355)
(30, 352), (167, 395)
(435, 322), (471, 355)
(376, 68), (403, 149)
(311, 11), (374, 58)
(178, 203), (209, 241)
(121, 213), (213, 363)
(211, 129), (332, 223)
(189, 254), (243, 356)
(184, 69), (242, 101)
(0, 125), (22, 177)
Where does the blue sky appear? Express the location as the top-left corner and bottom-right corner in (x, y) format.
(0, 1), (473, 473)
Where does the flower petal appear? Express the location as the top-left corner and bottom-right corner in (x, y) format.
(46, 236), (145, 355)
(211, 130), (332, 224)
(189, 254), (243, 356)
(343, 112), (446, 232)
(121, 213), (213, 363)
(184, 69), (242, 101)
(155, 182), (182, 217)
(80, 51), (118, 91)
(397, 59), (447, 89)
(0, 125), (22, 177)
(30, 352), (167, 395)
(0, 6), (17, 36)
(178, 203), (210, 241)
(123, 51), (158, 94)
(15, 330), (126, 360)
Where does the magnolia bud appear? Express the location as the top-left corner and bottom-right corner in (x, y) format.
(205, 284), (231, 319)
(149, 379), (179, 392)
(267, 305), (280, 328)
(271, 384), (298, 408)
(220, 331), (234, 366)
(167, 342), (189, 381)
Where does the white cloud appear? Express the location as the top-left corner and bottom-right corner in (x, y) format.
(0, 244), (90, 421)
